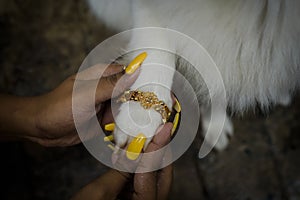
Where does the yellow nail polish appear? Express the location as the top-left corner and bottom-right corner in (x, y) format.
(126, 133), (146, 160)
(103, 135), (114, 142)
(125, 52), (147, 74)
(171, 113), (180, 136)
(107, 144), (115, 151)
(104, 123), (115, 131)
(174, 98), (181, 113)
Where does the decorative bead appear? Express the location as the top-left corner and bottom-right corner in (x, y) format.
(117, 90), (171, 123)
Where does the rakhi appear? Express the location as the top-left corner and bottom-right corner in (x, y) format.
(117, 90), (171, 123)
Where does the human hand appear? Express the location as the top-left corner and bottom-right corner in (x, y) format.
(27, 63), (140, 146)
(71, 123), (173, 200)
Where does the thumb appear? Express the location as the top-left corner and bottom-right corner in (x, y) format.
(71, 169), (130, 200)
(95, 68), (140, 103)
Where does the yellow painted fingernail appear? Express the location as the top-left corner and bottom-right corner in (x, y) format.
(171, 113), (180, 136)
(104, 123), (115, 131)
(103, 135), (114, 142)
(174, 98), (181, 112)
(126, 133), (146, 160)
(125, 52), (147, 74)
(107, 144), (115, 151)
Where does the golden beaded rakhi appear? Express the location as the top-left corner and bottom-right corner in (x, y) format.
(117, 90), (171, 123)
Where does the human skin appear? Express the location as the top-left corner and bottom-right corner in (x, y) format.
(71, 123), (173, 200)
(0, 64), (140, 146)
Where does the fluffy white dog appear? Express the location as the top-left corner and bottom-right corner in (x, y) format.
(87, 0), (300, 154)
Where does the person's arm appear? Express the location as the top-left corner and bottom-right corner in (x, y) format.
(0, 63), (140, 146)
(0, 94), (40, 140)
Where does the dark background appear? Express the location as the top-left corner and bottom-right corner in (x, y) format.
(0, 0), (299, 199)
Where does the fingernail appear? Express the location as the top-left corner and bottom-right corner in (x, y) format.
(171, 113), (180, 136)
(174, 97), (181, 112)
(104, 123), (115, 131)
(126, 133), (146, 160)
(103, 135), (114, 142)
(107, 144), (115, 151)
(125, 52), (147, 74)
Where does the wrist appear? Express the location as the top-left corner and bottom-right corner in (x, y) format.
(0, 94), (41, 139)
(13, 96), (42, 138)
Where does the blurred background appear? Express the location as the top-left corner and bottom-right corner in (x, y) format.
(0, 0), (299, 199)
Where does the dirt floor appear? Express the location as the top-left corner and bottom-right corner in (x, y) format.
(0, 1), (299, 199)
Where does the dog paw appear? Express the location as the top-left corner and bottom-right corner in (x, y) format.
(113, 100), (165, 150)
(213, 116), (233, 150)
(109, 51), (174, 158)
(278, 94), (292, 107)
(201, 111), (234, 151)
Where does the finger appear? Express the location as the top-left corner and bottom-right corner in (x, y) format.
(71, 169), (130, 200)
(157, 164), (173, 200)
(136, 123), (173, 172)
(133, 172), (157, 200)
(98, 169), (131, 199)
(102, 64), (124, 77)
(95, 67), (140, 103)
(101, 100), (121, 126)
(132, 123), (173, 200)
(101, 101), (114, 127)
(145, 123), (173, 153)
(111, 144), (142, 173)
(76, 64), (124, 80)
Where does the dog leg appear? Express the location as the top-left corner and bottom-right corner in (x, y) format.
(200, 104), (233, 151)
(278, 94), (292, 107)
(113, 50), (175, 150)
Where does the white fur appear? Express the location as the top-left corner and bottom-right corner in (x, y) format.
(87, 0), (300, 151)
